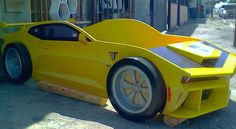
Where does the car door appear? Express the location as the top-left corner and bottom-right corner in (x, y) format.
(37, 23), (101, 92)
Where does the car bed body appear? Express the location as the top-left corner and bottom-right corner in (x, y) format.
(1, 19), (236, 119)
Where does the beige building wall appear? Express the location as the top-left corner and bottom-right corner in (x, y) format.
(180, 5), (188, 25)
(0, 0), (31, 32)
(171, 3), (177, 29)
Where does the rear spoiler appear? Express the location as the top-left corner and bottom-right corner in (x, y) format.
(184, 53), (236, 78)
(0, 22), (34, 28)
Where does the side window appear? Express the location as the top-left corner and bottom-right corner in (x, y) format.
(28, 26), (44, 39)
(43, 24), (79, 41)
(28, 23), (79, 41)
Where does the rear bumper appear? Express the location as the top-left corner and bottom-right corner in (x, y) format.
(151, 40), (236, 118)
(166, 78), (230, 119)
(162, 56), (236, 118)
(166, 50), (236, 118)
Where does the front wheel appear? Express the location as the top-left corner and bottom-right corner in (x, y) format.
(107, 57), (166, 121)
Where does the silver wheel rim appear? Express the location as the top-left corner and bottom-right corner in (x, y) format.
(5, 48), (22, 79)
(112, 65), (152, 114)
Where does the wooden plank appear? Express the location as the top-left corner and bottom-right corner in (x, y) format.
(163, 115), (187, 127)
(38, 81), (108, 106)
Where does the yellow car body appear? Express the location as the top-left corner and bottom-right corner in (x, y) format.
(1, 19), (236, 119)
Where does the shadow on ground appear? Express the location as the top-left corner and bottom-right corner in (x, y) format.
(0, 81), (236, 129)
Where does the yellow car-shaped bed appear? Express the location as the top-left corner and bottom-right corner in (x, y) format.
(1, 19), (236, 121)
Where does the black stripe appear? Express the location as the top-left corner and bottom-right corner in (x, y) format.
(149, 47), (202, 68)
(202, 41), (229, 67)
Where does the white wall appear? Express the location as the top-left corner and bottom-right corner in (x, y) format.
(180, 5), (188, 25)
(171, 3), (177, 29)
(1, 0), (31, 22)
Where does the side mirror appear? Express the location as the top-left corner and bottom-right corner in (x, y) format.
(79, 33), (92, 44)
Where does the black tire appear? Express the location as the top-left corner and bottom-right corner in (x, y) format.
(3, 43), (32, 84)
(107, 57), (166, 121)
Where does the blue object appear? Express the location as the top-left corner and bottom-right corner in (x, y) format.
(189, 8), (197, 18)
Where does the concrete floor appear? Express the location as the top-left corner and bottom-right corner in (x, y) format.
(0, 16), (236, 129)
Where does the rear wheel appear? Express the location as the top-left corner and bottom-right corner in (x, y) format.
(107, 57), (166, 121)
(3, 43), (32, 84)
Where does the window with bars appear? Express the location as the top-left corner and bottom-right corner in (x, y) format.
(30, 0), (134, 24)
(93, 0), (134, 23)
(30, 0), (51, 22)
